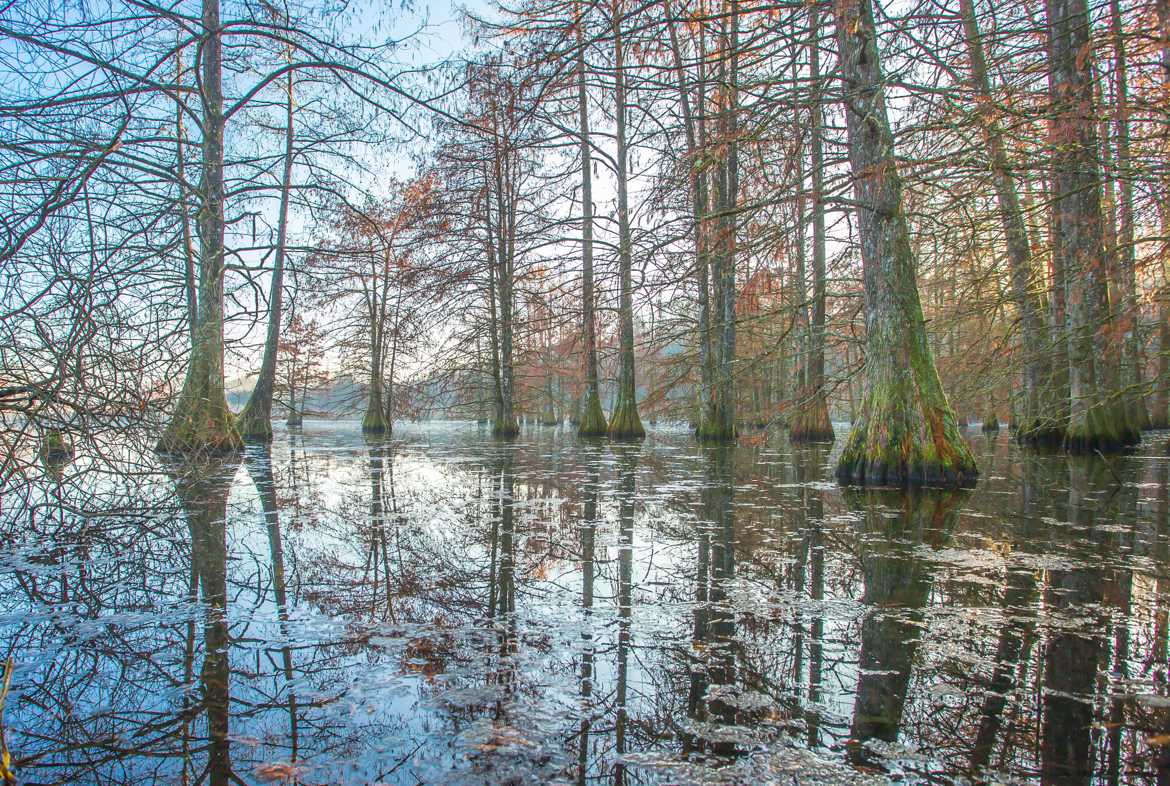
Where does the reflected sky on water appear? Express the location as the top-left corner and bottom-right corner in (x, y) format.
(4, 421), (1170, 784)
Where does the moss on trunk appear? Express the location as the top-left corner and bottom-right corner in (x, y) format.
(362, 384), (388, 434)
(1017, 393), (1066, 446)
(157, 0), (241, 458)
(158, 367), (242, 456)
(1047, 0), (1138, 455)
(695, 416), (734, 443)
(607, 5), (645, 445)
(608, 397), (645, 441)
(236, 397), (273, 442)
(790, 393), (834, 443)
(838, 394), (977, 487)
(1064, 400), (1134, 453)
(492, 416), (520, 439)
(578, 391), (608, 438)
(832, 0), (977, 488)
(982, 412), (999, 432)
(39, 428), (74, 470)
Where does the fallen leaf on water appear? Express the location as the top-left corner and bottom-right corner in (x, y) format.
(255, 762), (310, 782)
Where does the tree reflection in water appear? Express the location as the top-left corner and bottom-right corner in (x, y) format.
(172, 455), (238, 786)
(844, 487), (963, 764)
(2, 424), (1170, 784)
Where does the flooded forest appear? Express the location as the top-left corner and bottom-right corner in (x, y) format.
(4, 0), (1170, 780)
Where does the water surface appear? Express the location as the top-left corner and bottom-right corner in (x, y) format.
(4, 421), (1170, 784)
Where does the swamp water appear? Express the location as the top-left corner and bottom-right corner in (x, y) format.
(4, 421), (1170, 784)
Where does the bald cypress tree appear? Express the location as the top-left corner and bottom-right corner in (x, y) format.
(959, 0), (1061, 447)
(832, 0), (977, 487)
(607, 0), (645, 440)
(576, 1), (607, 438)
(790, 9), (834, 444)
(1047, 0), (1138, 452)
(237, 64), (295, 442)
(158, 0), (242, 456)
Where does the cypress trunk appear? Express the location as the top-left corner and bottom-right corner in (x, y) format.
(158, 0), (242, 455)
(664, 0), (715, 439)
(959, 0), (1059, 446)
(486, 233), (506, 430)
(362, 346), (387, 433)
(484, 137), (519, 439)
(1157, 280), (1170, 429)
(1047, 0), (1136, 452)
(494, 223), (519, 439)
(607, 0), (645, 440)
(237, 68), (294, 442)
(697, 0), (738, 442)
(1108, 0), (1149, 430)
(576, 4), (607, 438)
(832, 0), (977, 487)
(791, 9), (834, 443)
(1156, 0), (1170, 431)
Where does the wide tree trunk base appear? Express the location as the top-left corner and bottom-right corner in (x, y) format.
(790, 398), (835, 444)
(1017, 419), (1065, 448)
(578, 397), (608, 438)
(608, 399), (645, 440)
(492, 417), (520, 439)
(1064, 405), (1136, 453)
(235, 402), (274, 442)
(361, 406), (389, 434)
(695, 415), (734, 443)
(1107, 399), (1142, 446)
(836, 400), (977, 488)
(158, 400), (243, 457)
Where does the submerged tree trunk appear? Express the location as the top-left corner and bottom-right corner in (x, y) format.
(159, 0), (243, 455)
(791, 9), (834, 443)
(698, 0), (738, 443)
(664, 0), (715, 438)
(485, 232), (505, 430)
(832, 0), (977, 486)
(607, 0), (645, 440)
(576, 4), (607, 438)
(959, 0), (1057, 446)
(362, 321), (387, 433)
(237, 68), (295, 441)
(1047, 0), (1136, 452)
(492, 139), (520, 439)
(1108, 0), (1149, 430)
(1156, 0), (1170, 431)
(381, 287), (403, 431)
